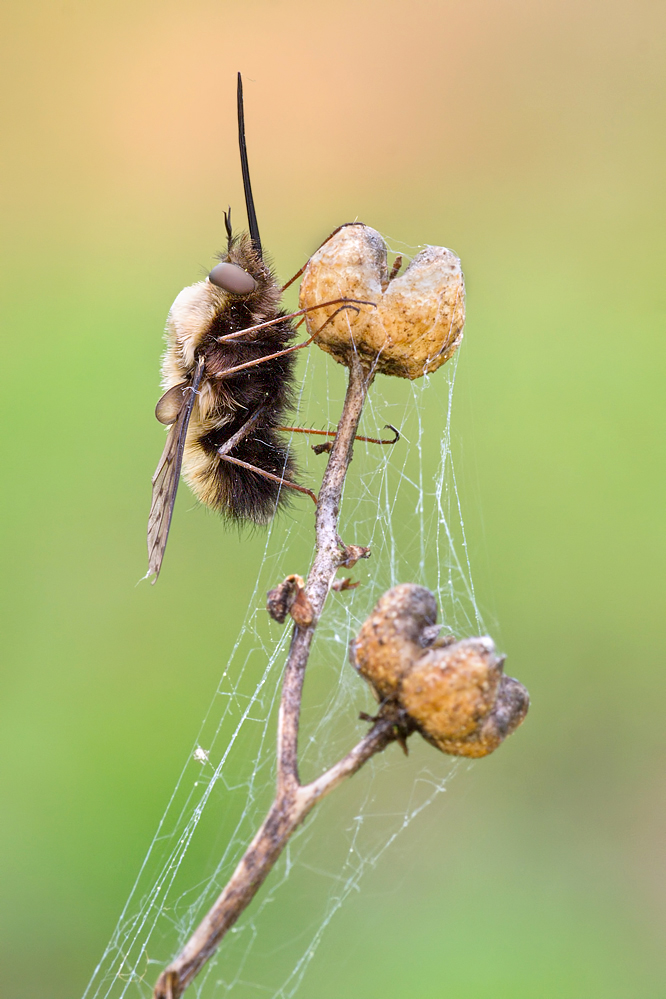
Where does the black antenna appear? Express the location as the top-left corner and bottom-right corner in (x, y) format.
(224, 206), (233, 248)
(237, 73), (262, 258)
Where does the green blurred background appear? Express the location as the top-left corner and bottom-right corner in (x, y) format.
(1, 0), (665, 996)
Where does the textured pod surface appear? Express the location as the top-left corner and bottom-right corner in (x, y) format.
(351, 584), (529, 757)
(299, 224), (465, 379)
(400, 637), (529, 758)
(469, 675), (530, 757)
(350, 583), (438, 700)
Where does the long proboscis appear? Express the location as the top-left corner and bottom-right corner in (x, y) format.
(237, 72), (262, 257)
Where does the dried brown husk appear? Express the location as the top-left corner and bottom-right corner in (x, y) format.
(299, 224), (465, 379)
(350, 583), (439, 700)
(400, 638), (528, 758)
(351, 585), (529, 758)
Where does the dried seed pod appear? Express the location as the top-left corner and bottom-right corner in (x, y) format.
(351, 585), (529, 757)
(400, 637), (529, 758)
(467, 675), (530, 757)
(350, 583), (439, 700)
(299, 224), (465, 379)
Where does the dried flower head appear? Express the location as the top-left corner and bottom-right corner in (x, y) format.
(350, 583), (439, 700)
(400, 638), (528, 758)
(351, 585), (529, 758)
(400, 638), (501, 742)
(299, 224), (465, 379)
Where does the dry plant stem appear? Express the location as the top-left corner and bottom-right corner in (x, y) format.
(154, 355), (397, 999)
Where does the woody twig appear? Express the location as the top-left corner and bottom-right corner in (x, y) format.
(153, 355), (397, 999)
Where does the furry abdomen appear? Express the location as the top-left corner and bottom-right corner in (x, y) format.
(184, 316), (297, 522)
(161, 235), (298, 523)
(184, 422), (297, 524)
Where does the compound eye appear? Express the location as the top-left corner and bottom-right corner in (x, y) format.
(208, 262), (257, 295)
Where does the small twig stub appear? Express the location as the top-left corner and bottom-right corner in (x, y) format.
(267, 575), (306, 625)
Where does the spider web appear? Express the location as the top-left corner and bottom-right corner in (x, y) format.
(84, 245), (484, 999)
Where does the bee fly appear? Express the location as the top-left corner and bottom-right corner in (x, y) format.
(146, 74), (318, 581)
(147, 74), (395, 582)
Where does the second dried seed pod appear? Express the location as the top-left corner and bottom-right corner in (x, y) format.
(350, 583), (439, 700)
(351, 585), (529, 759)
(400, 638), (528, 758)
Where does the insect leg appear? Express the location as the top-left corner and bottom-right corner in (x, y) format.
(216, 406), (268, 457)
(213, 304), (364, 380)
(216, 407), (318, 507)
(280, 223), (368, 292)
(217, 453), (318, 507)
(278, 424), (401, 448)
(215, 298), (375, 345)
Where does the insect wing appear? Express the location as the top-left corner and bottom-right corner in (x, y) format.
(146, 357), (204, 582)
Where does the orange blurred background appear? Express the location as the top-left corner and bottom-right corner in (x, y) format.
(1, 1), (664, 997)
